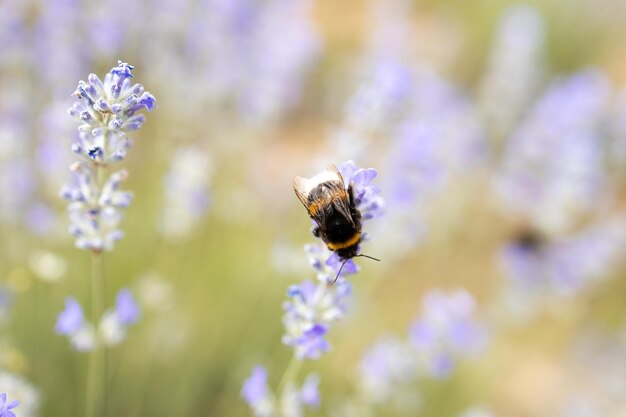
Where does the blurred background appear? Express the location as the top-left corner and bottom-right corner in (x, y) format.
(0, 0), (625, 416)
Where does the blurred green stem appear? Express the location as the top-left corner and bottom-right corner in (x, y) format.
(86, 164), (108, 417)
(86, 250), (106, 417)
(276, 354), (302, 403)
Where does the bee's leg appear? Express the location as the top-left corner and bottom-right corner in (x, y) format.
(311, 225), (321, 238)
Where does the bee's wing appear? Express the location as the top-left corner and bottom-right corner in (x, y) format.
(327, 180), (355, 227)
(294, 165), (347, 226)
(293, 175), (313, 211)
(319, 165), (355, 227)
(325, 164), (347, 188)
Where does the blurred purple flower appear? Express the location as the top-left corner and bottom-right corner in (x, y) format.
(242, 366), (269, 405)
(0, 393), (19, 417)
(359, 336), (418, 403)
(160, 146), (212, 239)
(495, 70), (609, 234)
(409, 290), (488, 378)
(343, 61), (413, 132)
(299, 373), (320, 408)
(115, 288), (140, 325)
(331, 60), (413, 160)
(501, 217), (626, 298)
(34, 0), (85, 96)
(55, 297), (84, 335)
(26, 203), (55, 237)
(99, 288), (141, 347)
(294, 324), (330, 360)
(55, 297), (95, 352)
(241, 366), (274, 417)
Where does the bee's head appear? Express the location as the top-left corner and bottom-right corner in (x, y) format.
(336, 244), (360, 261)
(332, 245), (380, 284)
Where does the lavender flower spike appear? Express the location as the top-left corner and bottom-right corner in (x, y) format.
(62, 62), (156, 251)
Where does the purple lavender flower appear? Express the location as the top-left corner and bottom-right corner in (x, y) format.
(68, 61), (155, 165)
(241, 366), (275, 417)
(282, 279), (351, 359)
(338, 160), (384, 220)
(0, 393), (19, 417)
(293, 324), (330, 360)
(55, 297), (84, 335)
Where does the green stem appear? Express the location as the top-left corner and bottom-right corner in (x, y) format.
(86, 163), (108, 417)
(276, 354), (302, 403)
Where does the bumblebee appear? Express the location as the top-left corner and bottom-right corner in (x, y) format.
(294, 165), (377, 281)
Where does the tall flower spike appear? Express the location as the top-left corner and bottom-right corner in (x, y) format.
(62, 62), (156, 251)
